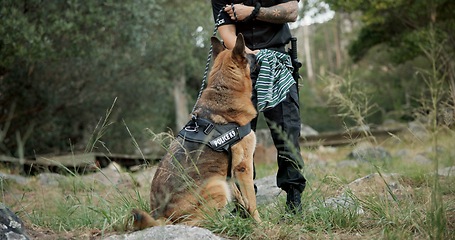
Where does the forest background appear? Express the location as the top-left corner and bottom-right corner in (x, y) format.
(1, 0), (454, 159)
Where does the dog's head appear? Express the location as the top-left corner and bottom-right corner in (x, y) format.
(197, 34), (257, 125)
(211, 33), (247, 64)
(209, 34), (252, 93)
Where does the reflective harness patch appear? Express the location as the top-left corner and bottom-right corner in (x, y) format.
(177, 116), (251, 152)
(210, 129), (238, 149)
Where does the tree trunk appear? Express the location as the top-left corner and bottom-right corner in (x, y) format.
(318, 50), (326, 76)
(302, 24), (315, 84)
(333, 13), (343, 69)
(324, 24), (335, 73)
(173, 74), (189, 130)
(14, 123), (33, 174)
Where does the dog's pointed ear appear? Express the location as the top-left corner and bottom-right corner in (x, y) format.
(211, 37), (225, 60)
(232, 33), (246, 60)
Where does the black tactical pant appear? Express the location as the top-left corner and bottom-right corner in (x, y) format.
(250, 59), (307, 193)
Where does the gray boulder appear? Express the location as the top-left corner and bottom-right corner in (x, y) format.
(255, 175), (282, 205)
(0, 203), (29, 240)
(301, 124), (319, 137)
(37, 173), (67, 186)
(104, 225), (225, 240)
(82, 162), (136, 187)
(320, 195), (364, 215)
(412, 154), (432, 165)
(336, 160), (359, 168)
(407, 121), (430, 141)
(0, 173), (30, 186)
(341, 173), (413, 201)
(348, 142), (391, 162)
(438, 166), (455, 177)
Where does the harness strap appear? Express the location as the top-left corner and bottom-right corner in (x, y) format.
(177, 116), (251, 152)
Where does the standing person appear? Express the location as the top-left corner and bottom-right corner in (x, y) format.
(211, 0), (306, 214)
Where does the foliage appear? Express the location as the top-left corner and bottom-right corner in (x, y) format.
(0, 0), (212, 156)
(324, 0), (455, 64)
(300, 0), (455, 129)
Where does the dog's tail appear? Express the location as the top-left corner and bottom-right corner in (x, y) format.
(131, 209), (165, 230)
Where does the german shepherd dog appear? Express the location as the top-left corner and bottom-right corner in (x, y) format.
(132, 34), (260, 229)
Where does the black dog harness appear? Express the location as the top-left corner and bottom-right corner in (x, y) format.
(178, 116), (251, 152)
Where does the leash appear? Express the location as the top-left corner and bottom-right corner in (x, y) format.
(191, 8), (224, 113)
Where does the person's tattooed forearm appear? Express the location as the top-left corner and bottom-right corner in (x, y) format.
(256, 2), (298, 23)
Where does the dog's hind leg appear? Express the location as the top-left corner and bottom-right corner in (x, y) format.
(191, 177), (231, 225)
(168, 177), (231, 226)
(230, 132), (261, 222)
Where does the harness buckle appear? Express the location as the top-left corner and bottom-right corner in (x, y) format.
(204, 123), (214, 135)
(184, 119), (199, 132)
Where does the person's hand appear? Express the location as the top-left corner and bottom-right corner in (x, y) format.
(224, 4), (254, 21)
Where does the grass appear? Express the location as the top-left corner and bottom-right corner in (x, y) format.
(3, 100), (454, 239)
(2, 128), (454, 239)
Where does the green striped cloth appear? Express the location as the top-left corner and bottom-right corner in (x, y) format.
(255, 49), (295, 112)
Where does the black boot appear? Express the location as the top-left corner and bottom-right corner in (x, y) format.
(285, 186), (302, 214)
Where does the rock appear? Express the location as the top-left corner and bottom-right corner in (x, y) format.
(0, 203), (29, 240)
(317, 146), (337, 154)
(407, 121), (429, 141)
(321, 196), (364, 215)
(37, 173), (67, 186)
(0, 172), (30, 185)
(348, 142), (391, 163)
(303, 152), (324, 163)
(83, 162), (135, 186)
(255, 129), (274, 147)
(104, 225), (225, 240)
(438, 166), (455, 177)
(255, 175), (282, 205)
(342, 173), (413, 201)
(130, 167), (157, 187)
(382, 119), (399, 127)
(412, 154), (432, 165)
(301, 124), (318, 137)
(352, 125), (371, 132)
(394, 149), (437, 166)
(253, 144), (276, 164)
(336, 160), (359, 168)
(105, 162), (124, 173)
(137, 136), (169, 157)
(394, 149), (410, 158)
(424, 145), (447, 156)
